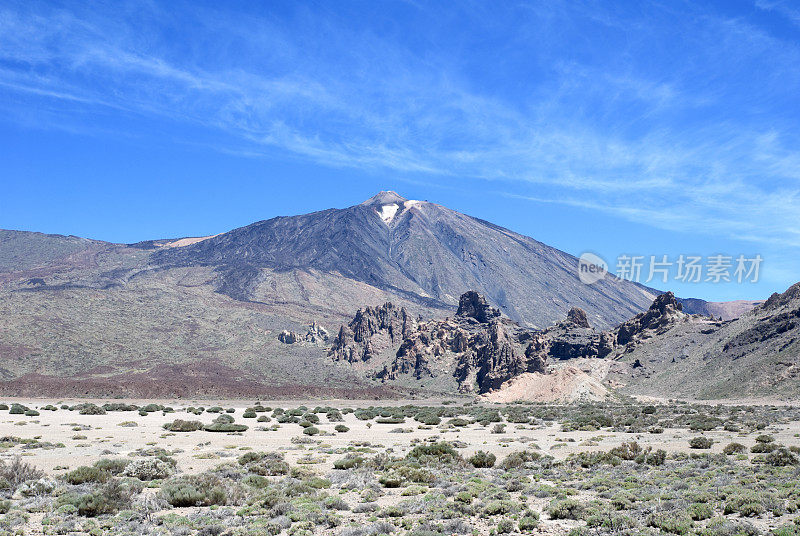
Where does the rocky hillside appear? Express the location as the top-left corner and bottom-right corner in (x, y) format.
(612, 282), (800, 399)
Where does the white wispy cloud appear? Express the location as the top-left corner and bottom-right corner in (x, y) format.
(0, 1), (798, 250)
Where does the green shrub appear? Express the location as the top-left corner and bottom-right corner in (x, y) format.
(548, 499), (584, 520)
(724, 493), (767, 517)
(59, 479), (140, 517)
(162, 419), (203, 432)
(723, 442), (746, 455)
(648, 511), (694, 534)
(499, 450), (540, 470)
(334, 456), (364, 470)
(755, 434), (774, 443)
(484, 499), (517, 516)
(408, 442), (459, 461)
(468, 450), (496, 468)
(416, 413), (441, 426)
(497, 518), (515, 533)
(645, 449), (667, 465)
(93, 458), (131, 475)
(65, 466), (110, 485)
(519, 513), (540, 531)
(238, 452), (290, 476)
(335, 424), (349, 433)
(610, 441), (642, 460)
(75, 403), (106, 415)
(160, 475), (227, 507)
(204, 414), (247, 432)
(303, 426), (320, 436)
(751, 442), (778, 453)
(689, 502), (714, 521)
(766, 448), (799, 466)
(689, 436), (713, 449)
(447, 418), (470, 427)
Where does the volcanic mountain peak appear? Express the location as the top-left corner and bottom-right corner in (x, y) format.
(360, 190), (408, 206)
(147, 190), (661, 328)
(361, 191), (424, 225)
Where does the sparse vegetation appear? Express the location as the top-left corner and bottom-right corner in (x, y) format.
(0, 400), (798, 535)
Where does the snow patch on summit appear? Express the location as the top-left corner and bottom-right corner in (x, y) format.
(375, 199), (422, 225)
(377, 204), (400, 224)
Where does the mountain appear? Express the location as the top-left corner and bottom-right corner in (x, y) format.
(152, 191), (659, 329)
(0, 191), (759, 398)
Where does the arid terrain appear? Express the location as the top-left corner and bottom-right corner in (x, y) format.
(0, 398), (798, 535)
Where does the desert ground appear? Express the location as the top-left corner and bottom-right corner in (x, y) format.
(0, 398), (798, 535)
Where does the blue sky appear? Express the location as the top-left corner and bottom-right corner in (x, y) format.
(0, 0), (798, 301)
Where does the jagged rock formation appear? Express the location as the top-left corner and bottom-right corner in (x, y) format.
(335, 291), (618, 393)
(566, 307), (591, 328)
(333, 290), (701, 395)
(277, 330), (299, 344)
(456, 291), (501, 323)
(328, 303), (416, 363)
(277, 322), (330, 345)
(614, 292), (685, 347)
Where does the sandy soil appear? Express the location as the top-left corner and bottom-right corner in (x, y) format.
(481, 367), (608, 403)
(2, 399), (798, 478)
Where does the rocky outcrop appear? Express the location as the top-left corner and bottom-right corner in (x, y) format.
(456, 291), (501, 323)
(277, 330), (299, 344)
(328, 303), (416, 363)
(277, 322), (330, 345)
(566, 307), (591, 328)
(763, 282), (800, 311)
(376, 292), (550, 393)
(614, 292), (684, 347)
(333, 290), (698, 395)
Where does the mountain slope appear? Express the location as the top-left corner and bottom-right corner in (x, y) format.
(610, 282), (800, 399)
(153, 191), (658, 329)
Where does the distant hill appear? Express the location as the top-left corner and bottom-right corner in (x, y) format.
(679, 297), (762, 320)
